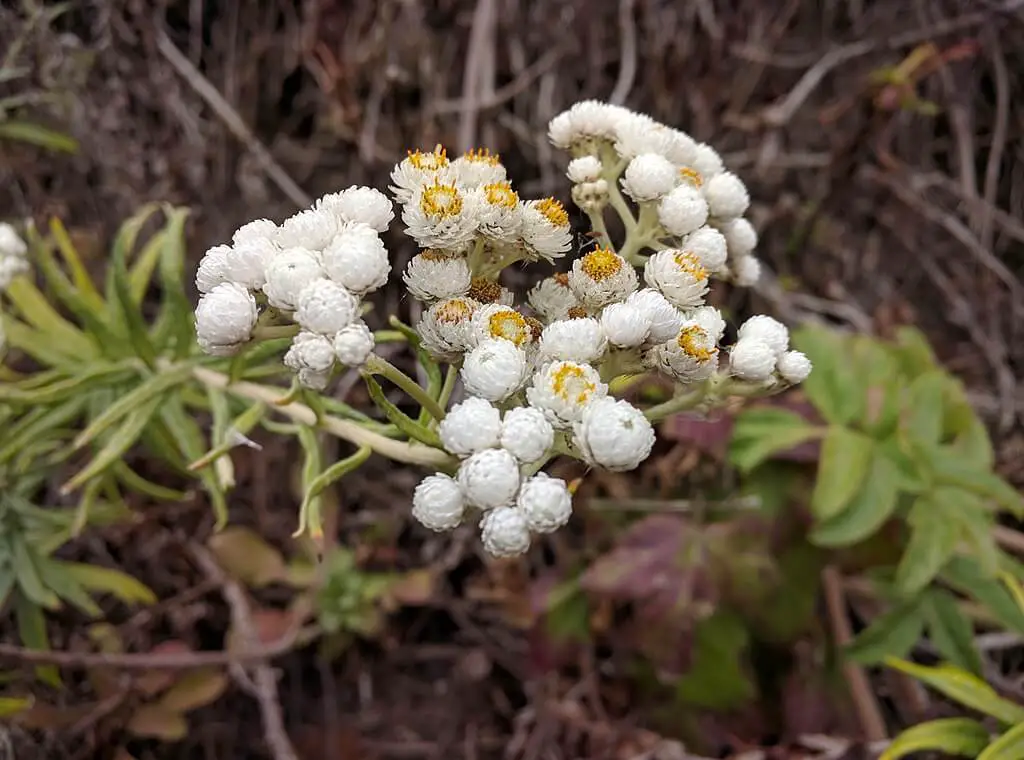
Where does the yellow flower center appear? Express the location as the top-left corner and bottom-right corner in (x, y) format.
(483, 181), (518, 209)
(676, 325), (716, 362)
(672, 250), (708, 281)
(553, 273), (571, 288)
(552, 363), (596, 405)
(580, 248), (623, 282)
(464, 147), (501, 165)
(436, 298), (475, 324)
(488, 309), (531, 346)
(420, 181), (463, 220)
(679, 167), (703, 187)
(535, 197), (569, 228)
(420, 248), (457, 262)
(407, 146), (449, 171)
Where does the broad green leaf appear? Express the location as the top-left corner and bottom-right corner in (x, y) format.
(157, 670), (228, 713)
(208, 527), (287, 588)
(979, 722), (1024, 760)
(925, 589), (982, 675)
(126, 704), (188, 741)
(64, 563), (156, 605)
(846, 597), (925, 664)
(895, 495), (959, 595)
(939, 488), (999, 577)
(921, 445), (1024, 516)
(880, 717), (989, 760)
(810, 426), (874, 520)
(810, 449), (899, 546)
(902, 371), (947, 444)
(728, 407), (822, 473)
(944, 557), (1024, 634)
(891, 325), (939, 377)
(675, 611), (756, 710)
(792, 326), (863, 425)
(951, 414), (996, 471)
(885, 658), (1024, 725)
(0, 120), (78, 152)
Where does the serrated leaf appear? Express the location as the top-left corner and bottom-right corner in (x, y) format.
(810, 426), (874, 520)
(885, 658), (1024, 725)
(845, 597), (925, 664)
(728, 407), (822, 473)
(157, 670), (228, 713)
(880, 717), (989, 760)
(208, 527), (287, 588)
(978, 722), (1024, 760)
(810, 449), (899, 546)
(64, 562), (156, 605)
(895, 496), (959, 596)
(126, 704), (188, 741)
(925, 589), (982, 675)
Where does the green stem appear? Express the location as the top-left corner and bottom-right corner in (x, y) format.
(252, 324), (300, 341)
(585, 208), (613, 249)
(435, 363), (461, 413)
(643, 384), (709, 422)
(364, 355), (446, 422)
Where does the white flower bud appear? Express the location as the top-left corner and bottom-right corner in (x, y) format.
(500, 407), (554, 464)
(737, 315), (789, 357)
(526, 360), (608, 428)
(538, 316), (607, 364)
(316, 186), (394, 232)
(416, 296), (480, 361)
(644, 248), (710, 309)
(566, 155), (602, 183)
(461, 339), (530, 402)
(225, 236), (278, 290)
(298, 367), (331, 390)
(284, 331), (336, 373)
(333, 321), (375, 367)
(517, 473), (572, 533)
(0, 222), (28, 258)
(573, 396), (655, 472)
(520, 198), (572, 261)
(457, 448), (520, 510)
(389, 147), (453, 204)
(691, 143), (725, 178)
(263, 247), (325, 311)
(195, 282), (258, 354)
(729, 339), (777, 381)
(403, 250), (471, 302)
(646, 322), (719, 384)
(600, 302), (652, 348)
(473, 182), (522, 243)
(569, 248), (638, 309)
(232, 219), (279, 246)
(621, 153), (678, 202)
(294, 279), (359, 335)
(195, 244), (231, 293)
(689, 305), (726, 343)
(439, 397), (503, 457)
(704, 171), (750, 220)
(682, 226), (728, 273)
(412, 473), (466, 532)
(777, 350), (812, 384)
(658, 184), (709, 237)
(716, 218), (758, 257)
(322, 221), (391, 295)
(732, 255), (762, 287)
(480, 506), (531, 557)
(625, 288), (684, 344)
(452, 148), (507, 188)
(276, 207), (340, 251)
(527, 274), (580, 322)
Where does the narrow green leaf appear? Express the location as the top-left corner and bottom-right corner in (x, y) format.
(943, 557), (1024, 634)
(296, 426), (324, 538)
(64, 562), (156, 605)
(895, 495), (959, 596)
(158, 400), (228, 529)
(0, 396), (87, 464)
(0, 362), (133, 404)
(47, 218), (105, 311)
(33, 555), (102, 617)
(727, 407), (822, 473)
(13, 592), (59, 686)
(156, 206), (195, 359)
(845, 597), (925, 664)
(363, 374), (441, 448)
(297, 446), (372, 537)
(4, 278), (96, 358)
(810, 449), (900, 546)
(902, 371), (947, 444)
(925, 589), (982, 675)
(0, 120), (78, 152)
(113, 462), (188, 501)
(978, 722), (1024, 760)
(0, 316), (78, 368)
(999, 572), (1024, 617)
(810, 426), (874, 520)
(880, 718), (989, 760)
(0, 696), (33, 718)
(127, 229), (167, 303)
(12, 542), (60, 610)
(885, 658), (1024, 725)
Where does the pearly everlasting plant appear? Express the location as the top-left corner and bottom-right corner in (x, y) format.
(190, 101), (811, 557)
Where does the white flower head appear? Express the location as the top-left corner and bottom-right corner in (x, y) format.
(402, 178), (479, 250)
(517, 473), (572, 533)
(682, 226), (728, 273)
(276, 207), (340, 252)
(732, 255), (762, 287)
(716, 217), (758, 258)
(528, 273), (581, 322)
(613, 114), (676, 160)
(625, 288), (685, 344)
(390, 146), (453, 204)
(439, 397), (503, 457)
(461, 338), (530, 402)
(316, 186), (394, 233)
(452, 148), (507, 188)
(569, 248), (638, 309)
(333, 321), (375, 367)
(225, 237), (278, 290)
(195, 282), (258, 355)
(294, 279), (359, 335)
(737, 314), (789, 357)
(547, 100), (623, 149)
(480, 506), (531, 557)
(412, 473), (466, 532)
(195, 244), (231, 293)
(284, 330), (336, 373)
(519, 198), (572, 261)
(777, 350), (813, 384)
(457, 448), (521, 510)
(658, 184), (710, 237)
(689, 305), (726, 343)
(232, 219), (279, 246)
(691, 143), (725, 178)
(0, 222), (28, 258)
(470, 303), (535, 348)
(500, 407), (554, 464)
(321, 221), (390, 295)
(600, 301), (652, 348)
(573, 396), (655, 471)
(403, 249), (472, 302)
(664, 129), (699, 167)
(647, 322), (720, 384)
(538, 316), (607, 364)
(416, 296), (480, 360)
(729, 339), (777, 381)
(644, 248), (710, 309)
(471, 181), (522, 243)
(622, 153), (678, 202)
(704, 171), (750, 220)
(298, 368), (332, 391)
(263, 247), (325, 311)
(526, 360), (608, 428)
(566, 155), (602, 184)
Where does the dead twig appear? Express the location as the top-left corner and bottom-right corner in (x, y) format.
(608, 0), (638, 105)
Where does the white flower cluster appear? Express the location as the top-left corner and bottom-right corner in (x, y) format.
(193, 187), (394, 388)
(728, 315), (811, 385)
(0, 222), (29, 291)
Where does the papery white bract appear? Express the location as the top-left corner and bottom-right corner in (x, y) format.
(528, 274), (580, 322)
(569, 248), (638, 309)
(195, 244), (231, 294)
(416, 296), (480, 360)
(275, 207), (339, 252)
(390, 146), (452, 204)
(519, 198), (572, 260)
(658, 184), (709, 237)
(321, 222), (390, 295)
(294, 279), (360, 335)
(526, 360), (608, 428)
(412, 474), (466, 532)
(499, 407), (554, 464)
(452, 149), (507, 188)
(644, 249), (710, 309)
(729, 338), (778, 381)
(566, 155), (602, 183)
(538, 316), (607, 364)
(233, 218), (279, 246)
(573, 396), (655, 471)
(777, 350), (813, 383)
(737, 315), (789, 357)
(704, 171), (750, 220)
(480, 506), (531, 557)
(647, 322), (720, 384)
(403, 250), (472, 303)
(195, 282), (258, 355)
(461, 338), (530, 402)
(333, 321), (375, 367)
(402, 178), (479, 250)
(517, 473), (572, 533)
(439, 397), (503, 457)
(316, 186), (394, 233)
(600, 301), (652, 348)
(457, 448), (521, 510)
(625, 288), (685, 344)
(621, 153), (678, 202)
(284, 331), (336, 373)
